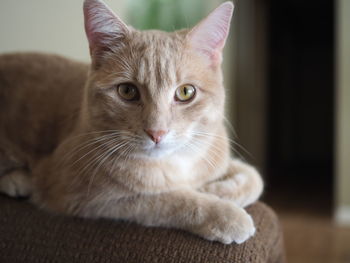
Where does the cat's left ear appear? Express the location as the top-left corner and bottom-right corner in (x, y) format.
(187, 2), (234, 66)
(83, 0), (129, 60)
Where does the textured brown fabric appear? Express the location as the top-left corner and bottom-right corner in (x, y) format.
(0, 196), (286, 263)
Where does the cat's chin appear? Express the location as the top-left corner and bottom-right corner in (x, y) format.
(137, 148), (175, 159)
(131, 143), (180, 160)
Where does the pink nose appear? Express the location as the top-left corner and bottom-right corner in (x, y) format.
(145, 129), (168, 144)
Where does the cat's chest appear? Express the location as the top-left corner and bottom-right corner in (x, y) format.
(113, 155), (197, 193)
(166, 155), (194, 178)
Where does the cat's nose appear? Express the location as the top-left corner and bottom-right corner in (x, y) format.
(144, 129), (168, 144)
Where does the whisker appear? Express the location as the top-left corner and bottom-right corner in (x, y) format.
(86, 140), (130, 197)
(192, 131), (252, 160)
(79, 138), (127, 178)
(190, 137), (225, 166)
(59, 129), (123, 148)
(184, 141), (216, 170)
(68, 134), (124, 168)
(108, 144), (134, 179)
(211, 109), (238, 138)
(60, 133), (121, 166)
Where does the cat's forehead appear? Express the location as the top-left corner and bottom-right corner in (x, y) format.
(130, 29), (186, 53)
(127, 30), (188, 91)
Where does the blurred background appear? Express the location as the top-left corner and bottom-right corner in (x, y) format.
(0, 0), (349, 262)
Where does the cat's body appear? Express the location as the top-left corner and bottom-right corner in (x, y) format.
(0, 0), (263, 244)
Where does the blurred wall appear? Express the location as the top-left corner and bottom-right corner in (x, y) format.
(228, 0), (268, 172)
(0, 0), (127, 61)
(335, 0), (350, 225)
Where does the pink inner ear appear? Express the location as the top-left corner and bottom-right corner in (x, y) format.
(83, 0), (128, 54)
(188, 2), (234, 63)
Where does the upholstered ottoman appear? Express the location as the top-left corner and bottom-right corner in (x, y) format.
(0, 196), (285, 263)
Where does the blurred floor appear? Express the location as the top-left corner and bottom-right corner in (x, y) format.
(264, 182), (350, 263)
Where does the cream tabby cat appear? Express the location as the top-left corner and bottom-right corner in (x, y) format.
(0, 0), (263, 244)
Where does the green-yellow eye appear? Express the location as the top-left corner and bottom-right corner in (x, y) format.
(117, 83), (140, 101)
(175, 84), (196, 102)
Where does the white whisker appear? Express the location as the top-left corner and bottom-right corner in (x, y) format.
(192, 131), (251, 161)
(79, 138), (127, 178)
(60, 133), (120, 165)
(184, 140), (216, 170)
(86, 140), (130, 197)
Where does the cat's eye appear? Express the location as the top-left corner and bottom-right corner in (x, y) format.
(117, 83), (140, 101)
(175, 85), (196, 102)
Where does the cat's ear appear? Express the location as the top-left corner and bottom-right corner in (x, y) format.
(83, 0), (129, 59)
(187, 1), (234, 66)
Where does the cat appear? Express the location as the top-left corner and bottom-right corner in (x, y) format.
(0, 0), (263, 244)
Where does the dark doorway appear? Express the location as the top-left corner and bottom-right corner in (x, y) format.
(264, 0), (334, 212)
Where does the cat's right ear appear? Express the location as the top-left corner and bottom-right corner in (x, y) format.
(187, 2), (234, 67)
(83, 0), (129, 63)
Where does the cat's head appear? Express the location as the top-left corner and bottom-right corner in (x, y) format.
(82, 0), (233, 159)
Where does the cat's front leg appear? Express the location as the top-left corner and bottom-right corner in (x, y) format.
(93, 188), (255, 244)
(199, 159), (264, 208)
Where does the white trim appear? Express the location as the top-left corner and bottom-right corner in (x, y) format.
(335, 206), (350, 226)
(335, 0), (350, 229)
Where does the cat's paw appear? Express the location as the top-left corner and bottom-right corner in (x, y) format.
(0, 170), (32, 198)
(193, 200), (255, 244)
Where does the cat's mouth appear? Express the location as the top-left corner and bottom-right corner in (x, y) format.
(119, 130), (191, 159)
(133, 138), (182, 159)
(142, 142), (173, 157)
